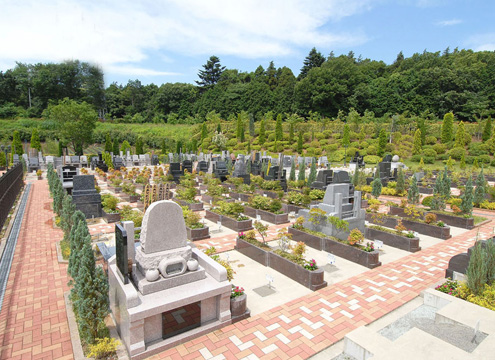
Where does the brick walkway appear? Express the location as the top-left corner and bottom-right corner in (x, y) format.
(0, 180), (73, 360)
(0, 181), (492, 359)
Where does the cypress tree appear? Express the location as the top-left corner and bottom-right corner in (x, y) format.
(30, 128), (41, 151)
(482, 116), (492, 142)
(217, 123), (222, 133)
(201, 122), (208, 143)
(342, 124), (350, 147)
(466, 241), (488, 295)
(371, 177), (382, 199)
(307, 158), (317, 187)
(460, 175), (474, 215)
(259, 119), (266, 146)
(412, 129), (422, 155)
(104, 134), (112, 153)
(408, 176), (420, 204)
(352, 167), (360, 187)
(289, 122), (294, 143)
(112, 138), (119, 155)
(396, 167), (405, 194)
(441, 112), (454, 144)
(236, 114), (242, 139)
(289, 159), (296, 181)
(431, 176), (445, 211)
(297, 162), (306, 183)
(297, 131), (303, 154)
(473, 158), (479, 171)
(377, 128), (387, 157)
(418, 157), (425, 171)
(275, 114), (283, 141)
(135, 138), (144, 155)
(460, 153), (466, 170)
(474, 168), (487, 206)
(441, 167), (451, 198)
(240, 127), (245, 143)
(122, 140), (131, 155)
(454, 121), (466, 148)
(161, 139), (167, 155)
(12, 130), (23, 155)
(68, 211), (90, 282)
(416, 117), (426, 145)
(60, 195), (76, 241)
(249, 114), (255, 137)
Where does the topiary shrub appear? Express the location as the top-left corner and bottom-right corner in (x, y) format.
(363, 155), (380, 164)
(421, 196), (433, 207)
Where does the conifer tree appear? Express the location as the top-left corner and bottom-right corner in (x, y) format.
(275, 114), (283, 141)
(431, 176), (445, 211)
(482, 116), (492, 142)
(259, 119), (266, 146)
(12, 131), (23, 155)
(201, 122), (208, 143)
(342, 124), (350, 147)
(466, 241), (488, 295)
(413, 129), (422, 155)
(60, 195), (76, 241)
(122, 140), (131, 155)
(161, 139), (167, 155)
(371, 177), (382, 199)
(352, 168), (360, 187)
(441, 167), (451, 198)
(416, 117), (426, 145)
(249, 114), (255, 137)
(418, 157), (425, 171)
(289, 159), (296, 181)
(297, 131), (303, 154)
(396, 167), (405, 194)
(240, 127), (245, 143)
(135, 138), (144, 155)
(236, 114), (242, 139)
(68, 211), (90, 282)
(474, 167), (487, 207)
(112, 138), (119, 155)
(289, 122), (294, 143)
(460, 175), (474, 215)
(377, 129), (387, 157)
(246, 159), (251, 174)
(441, 112), (454, 144)
(307, 158), (317, 187)
(454, 121), (466, 148)
(217, 123), (222, 133)
(473, 158), (479, 171)
(408, 176), (420, 204)
(30, 128), (41, 151)
(460, 153), (466, 169)
(297, 163), (306, 183)
(104, 134), (112, 152)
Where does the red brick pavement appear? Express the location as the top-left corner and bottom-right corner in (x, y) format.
(0, 180), (73, 360)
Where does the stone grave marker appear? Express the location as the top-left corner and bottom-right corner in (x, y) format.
(115, 222), (129, 284)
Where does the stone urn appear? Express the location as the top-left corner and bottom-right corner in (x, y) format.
(230, 294), (247, 318)
(187, 258), (199, 271)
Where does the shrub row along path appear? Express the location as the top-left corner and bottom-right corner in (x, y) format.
(0, 180), (493, 359)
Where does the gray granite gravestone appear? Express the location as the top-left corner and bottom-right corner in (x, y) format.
(72, 175), (102, 218)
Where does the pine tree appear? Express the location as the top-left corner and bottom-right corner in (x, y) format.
(240, 127), (245, 143)
(460, 175), (474, 215)
(112, 138), (119, 155)
(431, 176), (445, 211)
(307, 158), (317, 187)
(297, 131), (303, 154)
(482, 116), (492, 142)
(196, 55), (225, 88)
(446, 156), (455, 171)
(454, 121), (466, 148)
(217, 123), (222, 133)
(259, 119), (266, 146)
(474, 168), (487, 206)
(441, 112), (454, 144)
(396, 167), (405, 194)
(299, 47), (325, 80)
(413, 129), (422, 155)
(371, 177), (382, 199)
(12, 130), (23, 155)
(30, 128), (41, 151)
(297, 162), (306, 183)
(289, 159), (296, 181)
(104, 134), (112, 152)
(342, 124), (350, 147)
(275, 114), (283, 141)
(249, 114), (255, 137)
(377, 129), (387, 157)
(408, 176), (420, 204)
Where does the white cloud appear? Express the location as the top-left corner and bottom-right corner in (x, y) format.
(0, 0), (373, 70)
(466, 33), (495, 52)
(105, 65), (181, 77)
(436, 19), (463, 27)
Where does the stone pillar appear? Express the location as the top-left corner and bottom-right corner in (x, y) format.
(122, 220), (135, 264)
(129, 319), (146, 356)
(353, 191), (362, 217)
(335, 193), (343, 219)
(218, 292), (231, 323)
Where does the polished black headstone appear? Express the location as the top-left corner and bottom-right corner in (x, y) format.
(115, 223), (129, 284)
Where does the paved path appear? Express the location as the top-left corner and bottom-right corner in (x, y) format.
(0, 180), (492, 359)
(0, 180), (73, 360)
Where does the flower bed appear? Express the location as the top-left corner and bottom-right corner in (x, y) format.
(243, 206), (289, 224)
(176, 198), (204, 211)
(229, 192), (252, 202)
(282, 203), (307, 215)
(254, 189), (278, 199)
(103, 210), (121, 223)
(288, 227), (381, 269)
(365, 226), (421, 252)
(186, 226), (210, 241)
(366, 213), (451, 240)
(389, 205), (474, 230)
(235, 237), (327, 290)
(205, 210), (253, 232)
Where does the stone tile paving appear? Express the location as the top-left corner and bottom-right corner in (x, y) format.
(149, 221), (494, 360)
(0, 180), (73, 360)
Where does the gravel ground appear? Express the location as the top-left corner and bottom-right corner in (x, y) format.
(379, 304), (487, 353)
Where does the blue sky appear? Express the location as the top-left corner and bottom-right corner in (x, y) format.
(1, 0), (493, 86)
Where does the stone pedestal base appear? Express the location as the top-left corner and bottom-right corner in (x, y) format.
(135, 245), (192, 273)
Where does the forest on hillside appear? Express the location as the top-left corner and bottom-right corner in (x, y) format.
(0, 48), (494, 123)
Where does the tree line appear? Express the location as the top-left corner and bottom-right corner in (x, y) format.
(0, 48), (494, 123)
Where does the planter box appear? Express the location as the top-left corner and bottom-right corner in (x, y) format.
(186, 226), (210, 241)
(255, 189), (279, 199)
(205, 210), (253, 232)
(202, 194), (214, 204)
(418, 186), (434, 194)
(361, 199), (368, 209)
(389, 205), (474, 230)
(176, 199), (204, 211)
(103, 210), (121, 223)
(235, 238), (327, 291)
(289, 227), (381, 269)
(366, 213), (451, 240)
(230, 294), (250, 323)
(244, 206), (289, 224)
(129, 195), (140, 203)
(229, 192), (252, 202)
(365, 227), (421, 252)
(199, 184), (207, 191)
(282, 203), (307, 215)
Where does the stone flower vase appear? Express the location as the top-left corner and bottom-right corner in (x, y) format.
(230, 294), (247, 317)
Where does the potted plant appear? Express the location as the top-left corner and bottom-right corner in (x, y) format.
(36, 169), (42, 180)
(230, 285), (248, 321)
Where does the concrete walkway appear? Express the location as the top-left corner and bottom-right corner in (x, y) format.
(0, 180), (492, 359)
(0, 180), (73, 360)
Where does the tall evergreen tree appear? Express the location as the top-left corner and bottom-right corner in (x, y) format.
(68, 211), (89, 282)
(289, 159), (296, 181)
(236, 114), (243, 139)
(30, 128), (41, 151)
(297, 162), (306, 182)
(396, 167), (405, 194)
(259, 119), (266, 146)
(60, 195), (76, 241)
(307, 158), (317, 187)
(482, 116), (492, 142)
(289, 122), (294, 143)
(413, 129), (422, 155)
(104, 134), (112, 152)
(196, 55), (225, 88)
(297, 131), (303, 154)
(474, 167), (487, 206)
(371, 177), (382, 199)
(12, 130), (23, 155)
(201, 122), (208, 143)
(112, 138), (119, 155)
(298, 47), (325, 80)
(275, 114), (283, 141)
(342, 124), (350, 147)
(122, 140), (131, 155)
(352, 167), (360, 187)
(460, 175), (474, 215)
(378, 128), (387, 157)
(460, 153), (466, 169)
(249, 114), (255, 137)
(408, 176), (420, 204)
(454, 121), (466, 148)
(441, 112), (454, 144)
(135, 137), (144, 155)
(416, 117), (426, 145)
